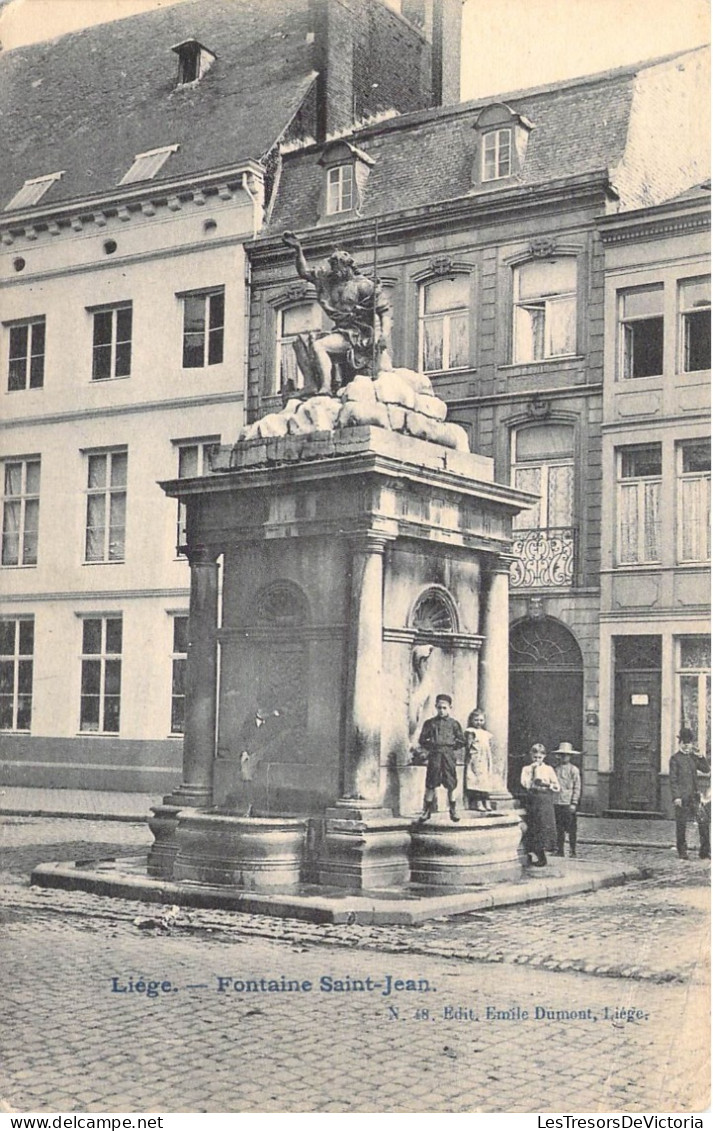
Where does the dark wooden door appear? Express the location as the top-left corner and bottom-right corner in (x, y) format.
(613, 671), (661, 811)
(508, 670), (583, 794)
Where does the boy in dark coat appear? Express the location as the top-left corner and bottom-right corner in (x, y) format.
(417, 694), (465, 824)
(669, 727), (711, 860)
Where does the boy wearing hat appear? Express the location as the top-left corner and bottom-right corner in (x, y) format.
(669, 728), (711, 860)
(552, 742), (582, 857)
(417, 694), (465, 823)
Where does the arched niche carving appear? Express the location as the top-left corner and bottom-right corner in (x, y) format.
(410, 586), (459, 634)
(255, 580), (310, 627)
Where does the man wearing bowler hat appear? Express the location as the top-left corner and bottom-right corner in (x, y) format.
(669, 727), (711, 860)
(417, 693), (465, 824)
(552, 742), (582, 857)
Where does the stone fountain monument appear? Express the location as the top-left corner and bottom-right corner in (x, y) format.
(148, 234), (536, 896)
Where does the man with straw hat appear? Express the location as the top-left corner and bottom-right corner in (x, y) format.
(552, 742), (582, 858)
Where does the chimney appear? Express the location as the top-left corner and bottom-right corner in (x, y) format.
(310, 0), (355, 143)
(431, 0), (462, 105)
(402, 0), (462, 106)
(309, 0), (460, 144)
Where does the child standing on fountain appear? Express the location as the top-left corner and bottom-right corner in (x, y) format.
(464, 708), (495, 812)
(417, 694), (465, 824)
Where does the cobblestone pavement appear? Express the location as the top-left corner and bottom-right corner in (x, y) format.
(0, 817), (709, 1114)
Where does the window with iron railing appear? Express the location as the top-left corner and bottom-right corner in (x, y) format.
(510, 423), (576, 588)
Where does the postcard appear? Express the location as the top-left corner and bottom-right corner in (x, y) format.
(0, 0), (710, 1117)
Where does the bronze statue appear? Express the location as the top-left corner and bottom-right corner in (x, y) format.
(282, 230), (392, 394)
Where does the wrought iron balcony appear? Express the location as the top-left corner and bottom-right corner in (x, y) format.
(510, 527), (577, 588)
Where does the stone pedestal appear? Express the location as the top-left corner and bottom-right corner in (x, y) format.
(154, 427), (535, 895)
(318, 802), (412, 889)
(409, 811), (526, 886)
(147, 803), (183, 878)
(172, 811), (307, 889)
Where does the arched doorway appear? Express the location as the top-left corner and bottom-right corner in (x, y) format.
(508, 616), (583, 795)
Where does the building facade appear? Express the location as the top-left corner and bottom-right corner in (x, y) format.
(598, 186), (710, 815)
(246, 47), (709, 812)
(0, 0), (459, 791)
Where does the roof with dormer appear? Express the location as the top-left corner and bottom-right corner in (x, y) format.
(267, 45), (710, 233)
(0, 0), (317, 213)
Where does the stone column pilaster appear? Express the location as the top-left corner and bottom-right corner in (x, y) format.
(480, 558), (513, 800)
(343, 533), (389, 803)
(169, 545), (221, 808)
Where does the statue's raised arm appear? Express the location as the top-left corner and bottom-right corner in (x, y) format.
(280, 231), (392, 395)
(282, 231), (318, 287)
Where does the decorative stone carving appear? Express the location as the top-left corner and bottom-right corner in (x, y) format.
(528, 237), (556, 259)
(411, 588), (457, 633)
(528, 396), (551, 419)
(429, 254), (454, 275)
(256, 580), (309, 626)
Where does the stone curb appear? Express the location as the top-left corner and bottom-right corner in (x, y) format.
(31, 857), (646, 926)
(0, 806), (674, 849)
(579, 838), (674, 850)
(0, 807), (150, 823)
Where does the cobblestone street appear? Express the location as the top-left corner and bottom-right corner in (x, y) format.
(1, 817), (709, 1114)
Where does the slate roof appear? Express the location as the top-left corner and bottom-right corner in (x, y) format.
(0, 0), (317, 212)
(662, 181), (711, 204)
(268, 47), (708, 233)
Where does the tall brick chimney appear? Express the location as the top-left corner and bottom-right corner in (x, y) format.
(401, 0), (463, 106)
(309, 0), (462, 143)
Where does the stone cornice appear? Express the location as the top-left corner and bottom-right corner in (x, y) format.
(1, 390), (244, 431)
(599, 203), (710, 246)
(250, 171), (614, 267)
(0, 163), (263, 245)
(2, 587), (190, 603)
(218, 625), (347, 642)
(382, 627), (484, 650)
(162, 453), (535, 515)
(447, 384), (603, 411)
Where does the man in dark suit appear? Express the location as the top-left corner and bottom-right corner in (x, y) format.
(669, 727), (711, 860)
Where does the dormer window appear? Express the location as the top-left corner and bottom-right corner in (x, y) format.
(472, 103), (532, 189)
(5, 171), (64, 212)
(482, 129), (512, 181)
(171, 39), (216, 86)
(318, 141), (374, 220)
(119, 145), (179, 185)
(327, 165), (354, 214)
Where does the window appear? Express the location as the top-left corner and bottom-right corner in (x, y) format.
(678, 439), (711, 563)
(276, 302), (322, 393)
(511, 426), (574, 531)
(91, 305), (132, 380)
(85, 450), (127, 563)
(510, 425), (576, 588)
(482, 128), (512, 181)
(175, 439), (219, 552)
(2, 458), (40, 567)
(420, 276), (470, 372)
(513, 258), (577, 362)
(5, 171), (63, 212)
(0, 617), (33, 731)
(679, 277), (711, 373)
(618, 285), (664, 378)
(326, 165), (354, 214)
(119, 145), (179, 185)
(677, 637), (711, 757)
(8, 319), (45, 391)
(172, 39), (216, 85)
(182, 289), (224, 368)
(617, 445), (661, 565)
(80, 617), (122, 733)
(170, 615), (188, 734)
